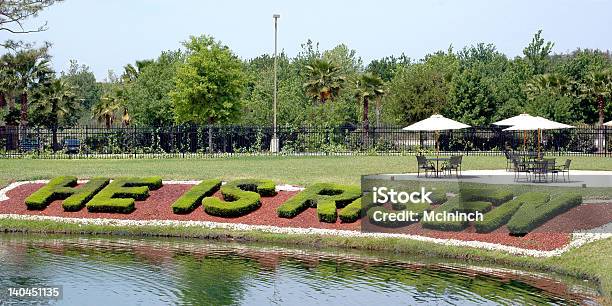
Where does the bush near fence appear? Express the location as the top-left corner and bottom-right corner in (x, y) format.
(1, 124), (610, 158)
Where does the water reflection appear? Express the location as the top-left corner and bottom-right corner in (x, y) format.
(0, 234), (601, 305)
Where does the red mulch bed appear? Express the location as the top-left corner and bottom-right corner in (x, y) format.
(2, 183), (612, 251)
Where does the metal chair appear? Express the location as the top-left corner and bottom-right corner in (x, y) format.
(416, 155), (435, 177)
(511, 158), (529, 182)
(555, 159), (571, 182)
(442, 155), (462, 177)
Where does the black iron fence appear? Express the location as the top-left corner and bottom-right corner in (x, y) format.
(0, 124), (610, 159)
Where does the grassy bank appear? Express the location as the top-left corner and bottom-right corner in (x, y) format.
(0, 217), (609, 301)
(2, 155), (612, 185)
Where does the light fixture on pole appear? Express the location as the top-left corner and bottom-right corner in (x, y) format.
(270, 13), (280, 153)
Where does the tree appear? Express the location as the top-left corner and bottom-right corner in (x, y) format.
(580, 69), (612, 126)
(170, 35), (246, 151)
(60, 60), (101, 111)
(302, 58), (346, 103)
(447, 44), (509, 126)
(384, 50), (458, 125)
(29, 78), (79, 150)
(121, 60), (154, 83)
(523, 30), (554, 75)
(3, 47), (53, 126)
(125, 50), (183, 126)
(0, 0), (62, 49)
(366, 54), (411, 82)
(92, 84), (129, 128)
(354, 73), (384, 137)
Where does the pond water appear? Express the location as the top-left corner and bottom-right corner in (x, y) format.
(0, 234), (602, 305)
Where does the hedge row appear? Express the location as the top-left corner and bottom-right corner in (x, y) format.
(474, 192), (549, 233)
(459, 188), (514, 206)
(338, 198), (364, 223)
(277, 183), (361, 223)
(507, 192), (582, 234)
(171, 179), (222, 214)
(421, 198), (493, 231)
(62, 178), (110, 211)
(202, 179), (276, 217)
(86, 177), (163, 213)
(25, 176), (78, 210)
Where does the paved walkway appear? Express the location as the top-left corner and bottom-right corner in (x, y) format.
(365, 170), (612, 187)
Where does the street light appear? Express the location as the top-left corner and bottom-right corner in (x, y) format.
(270, 13), (280, 153)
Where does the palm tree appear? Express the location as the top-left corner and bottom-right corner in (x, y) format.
(121, 60), (153, 83)
(355, 73), (385, 140)
(30, 79), (79, 150)
(580, 69), (612, 126)
(525, 73), (573, 99)
(92, 87), (130, 128)
(5, 49), (53, 127)
(303, 59), (346, 103)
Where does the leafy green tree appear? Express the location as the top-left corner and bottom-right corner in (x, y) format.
(29, 78), (79, 150)
(125, 50), (184, 126)
(170, 35), (246, 151)
(523, 30), (554, 75)
(60, 60), (100, 112)
(303, 58), (346, 103)
(446, 44), (509, 126)
(384, 50), (458, 125)
(366, 54), (411, 82)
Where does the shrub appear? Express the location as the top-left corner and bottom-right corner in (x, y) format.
(459, 188), (514, 206)
(86, 177), (163, 213)
(25, 176), (78, 210)
(421, 198), (492, 231)
(277, 183), (361, 223)
(507, 192), (581, 234)
(224, 179), (277, 197)
(171, 179), (222, 214)
(202, 179), (275, 217)
(474, 192), (549, 233)
(62, 178), (110, 212)
(338, 198), (363, 223)
(390, 188), (447, 210)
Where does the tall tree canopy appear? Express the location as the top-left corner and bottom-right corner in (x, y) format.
(171, 35), (246, 126)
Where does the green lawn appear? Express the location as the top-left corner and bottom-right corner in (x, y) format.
(2, 155), (612, 185)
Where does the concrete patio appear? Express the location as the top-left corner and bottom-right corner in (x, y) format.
(365, 170), (612, 188)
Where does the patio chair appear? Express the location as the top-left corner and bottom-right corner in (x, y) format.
(442, 155), (462, 177)
(544, 158), (557, 182)
(555, 159), (571, 182)
(530, 160), (549, 183)
(511, 158), (528, 182)
(416, 155), (435, 177)
(504, 151), (513, 171)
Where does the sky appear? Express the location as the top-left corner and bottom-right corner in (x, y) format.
(6, 0), (612, 80)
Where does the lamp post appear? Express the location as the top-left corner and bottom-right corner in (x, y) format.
(270, 14), (280, 153)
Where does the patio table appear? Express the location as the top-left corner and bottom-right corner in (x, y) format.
(427, 157), (450, 178)
(524, 159), (555, 183)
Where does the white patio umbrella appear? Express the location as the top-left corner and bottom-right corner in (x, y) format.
(503, 116), (574, 158)
(402, 114), (471, 157)
(493, 113), (536, 149)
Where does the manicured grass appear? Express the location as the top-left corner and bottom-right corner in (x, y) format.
(0, 217), (610, 301)
(1, 155), (612, 185)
